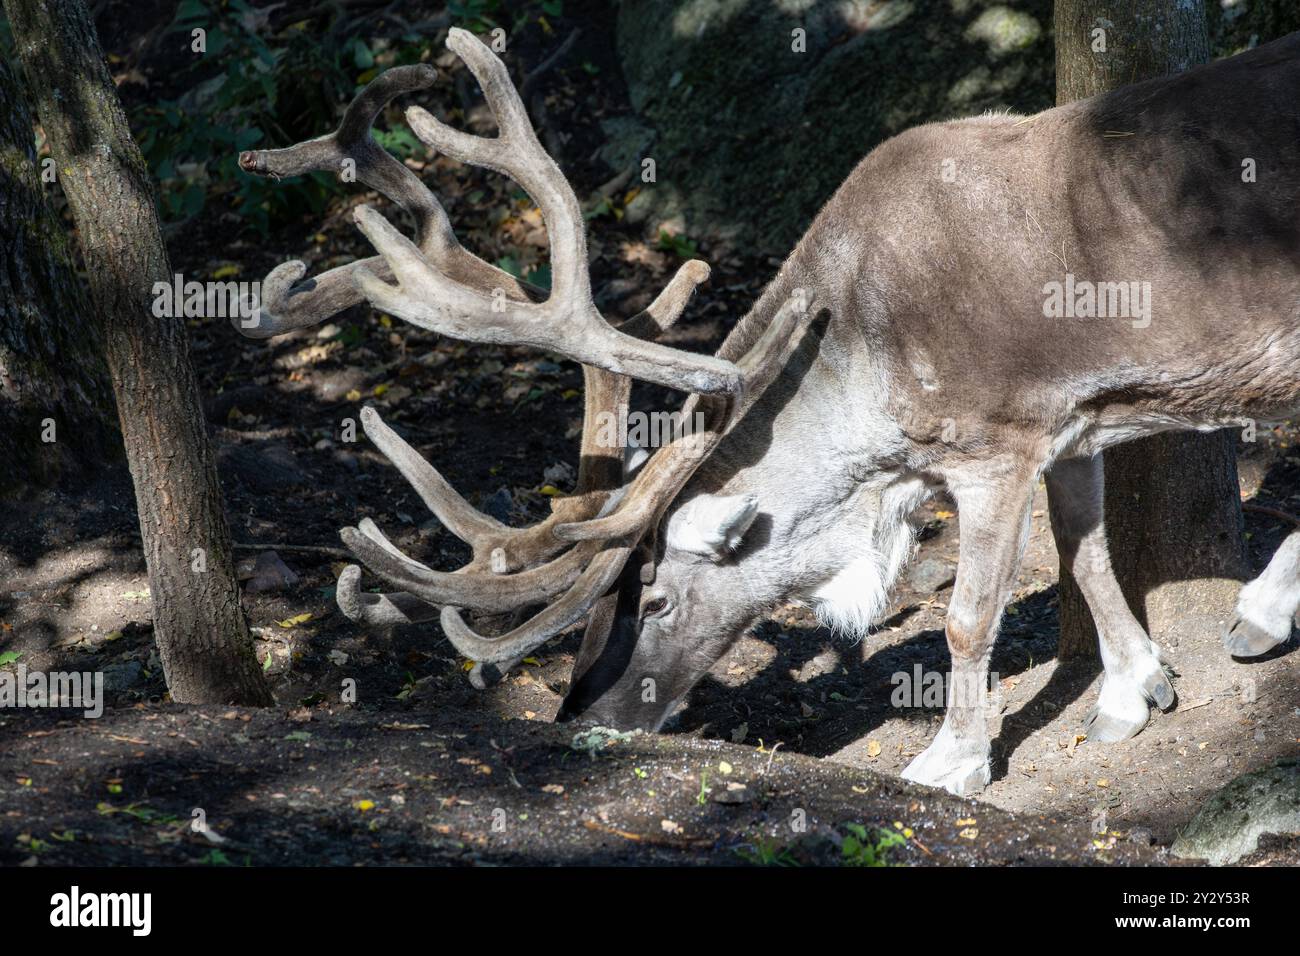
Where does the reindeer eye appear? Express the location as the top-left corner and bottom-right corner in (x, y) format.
(641, 597), (670, 619)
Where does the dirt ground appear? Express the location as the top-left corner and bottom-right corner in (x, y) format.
(2, 411), (1296, 865)
(2, 0), (1298, 866)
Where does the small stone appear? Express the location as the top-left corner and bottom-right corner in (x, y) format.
(1127, 826), (1155, 846)
(481, 488), (514, 524)
(907, 557), (956, 594)
(102, 661), (143, 693)
(713, 782), (751, 805)
(243, 551), (300, 595)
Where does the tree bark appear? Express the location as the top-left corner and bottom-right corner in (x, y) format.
(0, 55), (115, 494)
(4, 0), (273, 705)
(1053, 0), (1248, 658)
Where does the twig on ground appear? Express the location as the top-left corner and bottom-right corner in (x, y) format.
(1242, 502), (1300, 526)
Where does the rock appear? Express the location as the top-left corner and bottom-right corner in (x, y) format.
(240, 551), (300, 595)
(908, 558), (956, 594)
(712, 782), (752, 805)
(481, 487), (514, 524)
(102, 661), (143, 694)
(331, 449), (360, 475)
(542, 461), (575, 488)
(1127, 826), (1154, 846)
(612, 2), (1294, 257)
(218, 443), (307, 494)
(596, 115), (655, 173)
(614, 0), (1055, 255)
(1171, 759), (1300, 865)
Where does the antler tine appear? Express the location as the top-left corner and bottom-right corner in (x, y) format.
(350, 29), (744, 396)
(236, 65), (451, 338)
(336, 564), (439, 627)
(358, 406), (506, 543)
(340, 522), (602, 612)
(618, 259), (711, 339)
(237, 63), (544, 339)
(405, 28), (588, 303)
(439, 546), (634, 664)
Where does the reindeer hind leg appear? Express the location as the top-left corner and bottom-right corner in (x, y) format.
(1223, 529), (1300, 657)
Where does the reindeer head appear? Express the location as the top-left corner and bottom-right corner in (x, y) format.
(557, 490), (784, 730)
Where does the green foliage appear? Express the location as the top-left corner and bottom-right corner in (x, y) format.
(131, 0), (433, 231)
(840, 823), (907, 867)
(734, 837), (799, 867)
(736, 822), (907, 867)
(655, 229), (698, 259)
(496, 254), (552, 291)
(449, 0), (505, 33)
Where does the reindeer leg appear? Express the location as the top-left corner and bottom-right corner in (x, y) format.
(1223, 529), (1300, 657)
(902, 457), (1037, 796)
(1046, 455), (1176, 742)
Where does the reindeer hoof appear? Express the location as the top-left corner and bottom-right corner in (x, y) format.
(1085, 647), (1173, 743)
(902, 756), (991, 797)
(1083, 702), (1148, 743)
(1222, 615), (1290, 658)
(1144, 664), (1177, 711)
(901, 728), (991, 796)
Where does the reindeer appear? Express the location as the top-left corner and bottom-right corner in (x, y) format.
(236, 29), (1300, 795)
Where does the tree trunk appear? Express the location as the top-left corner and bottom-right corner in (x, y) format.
(4, 0), (273, 705)
(1053, 0), (1248, 658)
(0, 56), (115, 494)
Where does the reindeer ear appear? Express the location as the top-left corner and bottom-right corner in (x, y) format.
(665, 494), (759, 559)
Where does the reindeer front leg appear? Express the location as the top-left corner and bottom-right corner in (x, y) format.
(902, 458), (1037, 796)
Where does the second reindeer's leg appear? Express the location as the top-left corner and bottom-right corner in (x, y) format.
(1223, 529), (1300, 657)
(902, 458), (1037, 796)
(1045, 455), (1176, 742)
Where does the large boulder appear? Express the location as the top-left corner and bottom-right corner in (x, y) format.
(613, 0), (1300, 256)
(1171, 759), (1300, 865)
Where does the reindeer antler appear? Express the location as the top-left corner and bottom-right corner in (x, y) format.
(237, 28), (816, 666)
